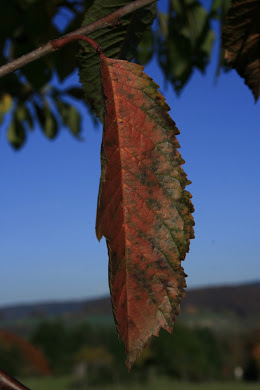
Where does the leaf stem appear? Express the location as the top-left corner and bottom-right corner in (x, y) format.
(0, 0), (157, 79)
(51, 35), (103, 54)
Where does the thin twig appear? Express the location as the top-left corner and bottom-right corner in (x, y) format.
(0, 369), (30, 390)
(0, 0), (156, 79)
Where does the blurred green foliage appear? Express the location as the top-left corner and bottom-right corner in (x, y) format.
(26, 320), (260, 384)
(0, 344), (24, 377)
(2, 317), (260, 385)
(0, 0), (231, 149)
(0, 0), (85, 149)
(21, 375), (260, 390)
(152, 326), (223, 381)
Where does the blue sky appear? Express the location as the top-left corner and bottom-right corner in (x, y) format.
(0, 2), (259, 306)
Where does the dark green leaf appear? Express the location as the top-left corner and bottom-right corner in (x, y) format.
(55, 99), (81, 137)
(222, 0), (260, 101)
(7, 118), (26, 150)
(44, 108), (58, 139)
(65, 106), (81, 136)
(210, 0), (223, 19)
(210, 0), (231, 20)
(16, 104), (31, 123)
(55, 12), (85, 82)
(56, 44), (79, 82)
(34, 101), (46, 127)
(65, 87), (85, 100)
(21, 62), (52, 89)
(78, 0), (156, 121)
(157, 0), (215, 93)
(25, 107), (34, 130)
(0, 0), (84, 147)
(34, 100), (58, 139)
(135, 29), (155, 65)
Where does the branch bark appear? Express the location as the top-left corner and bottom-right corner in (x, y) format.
(0, 369), (30, 390)
(0, 0), (156, 79)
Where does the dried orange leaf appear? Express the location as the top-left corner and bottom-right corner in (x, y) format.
(96, 55), (194, 369)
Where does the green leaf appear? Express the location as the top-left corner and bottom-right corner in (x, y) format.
(210, 0), (232, 20)
(7, 118), (26, 150)
(16, 104), (29, 122)
(55, 44), (79, 82)
(157, 0), (215, 92)
(78, 0), (156, 121)
(34, 100), (58, 139)
(210, 0), (223, 18)
(135, 29), (155, 65)
(25, 107), (34, 130)
(56, 100), (81, 137)
(34, 101), (46, 128)
(65, 87), (85, 100)
(0, 0), (85, 147)
(44, 108), (58, 139)
(21, 61), (52, 89)
(0, 94), (12, 114)
(16, 103), (34, 130)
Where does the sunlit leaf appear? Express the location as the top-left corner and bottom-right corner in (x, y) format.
(0, 93), (12, 113)
(7, 117), (26, 150)
(96, 55), (194, 369)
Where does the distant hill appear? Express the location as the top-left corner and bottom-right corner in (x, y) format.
(179, 281), (260, 331)
(182, 281), (260, 317)
(0, 296), (112, 322)
(0, 281), (259, 333)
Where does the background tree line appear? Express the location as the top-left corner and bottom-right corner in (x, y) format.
(1, 320), (259, 384)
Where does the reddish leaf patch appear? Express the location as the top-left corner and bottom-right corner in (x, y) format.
(96, 55), (194, 369)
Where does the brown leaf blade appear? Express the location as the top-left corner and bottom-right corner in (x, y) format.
(96, 56), (194, 369)
(222, 0), (260, 101)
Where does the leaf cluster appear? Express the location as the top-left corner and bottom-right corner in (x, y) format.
(158, 0), (215, 92)
(0, 0), (233, 149)
(0, 0), (85, 148)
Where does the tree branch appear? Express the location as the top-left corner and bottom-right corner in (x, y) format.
(0, 368), (30, 390)
(0, 0), (157, 79)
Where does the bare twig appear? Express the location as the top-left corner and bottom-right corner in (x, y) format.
(0, 369), (30, 390)
(0, 0), (156, 79)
